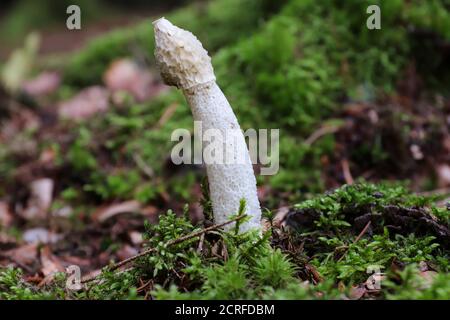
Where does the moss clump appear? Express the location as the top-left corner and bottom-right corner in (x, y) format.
(282, 183), (449, 287)
(1, 183), (447, 300)
(0, 267), (66, 300)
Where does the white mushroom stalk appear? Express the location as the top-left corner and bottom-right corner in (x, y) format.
(153, 18), (261, 232)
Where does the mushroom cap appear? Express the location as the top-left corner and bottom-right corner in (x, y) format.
(153, 18), (216, 89)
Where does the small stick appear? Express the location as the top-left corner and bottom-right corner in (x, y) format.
(353, 221), (371, 244)
(133, 153), (154, 178)
(337, 221), (371, 262)
(81, 214), (246, 284)
(304, 125), (340, 146)
(341, 158), (354, 185)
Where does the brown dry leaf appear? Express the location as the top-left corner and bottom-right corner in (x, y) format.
(2, 109), (40, 155)
(39, 147), (57, 164)
(22, 178), (54, 220)
(128, 231), (143, 246)
(443, 135), (450, 154)
(38, 246), (65, 286)
(261, 206), (289, 232)
(0, 232), (17, 246)
(0, 201), (13, 228)
(103, 58), (167, 102)
(349, 285), (367, 300)
(116, 244), (139, 261)
(24, 273), (44, 285)
(22, 71), (60, 96)
(92, 200), (141, 223)
(60, 255), (91, 269)
(437, 164), (450, 187)
(141, 205), (160, 224)
(273, 206), (289, 228)
(3, 243), (38, 265)
(58, 86), (109, 120)
(40, 246), (64, 277)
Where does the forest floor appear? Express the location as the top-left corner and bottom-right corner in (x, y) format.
(0, 0), (449, 299)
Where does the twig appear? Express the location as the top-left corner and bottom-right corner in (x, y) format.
(353, 221), (371, 244)
(197, 233), (205, 254)
(418, 188), (450, 197)
(153, 102), (178, 129)
(136, 279), (153, 293)
(341, 158), (354, 185)
(337, 221), (371, 262)
(81, 214), (246, 284)
(132, 153), (154, 178)
(304, 125), (340, 146)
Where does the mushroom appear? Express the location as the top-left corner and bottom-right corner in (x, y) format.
(153, 18), (262, 232)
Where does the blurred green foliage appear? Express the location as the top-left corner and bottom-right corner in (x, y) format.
(1, 0), (104, 41)
(39, 0), (447, 207)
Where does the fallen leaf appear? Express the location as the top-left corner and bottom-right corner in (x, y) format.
(3, 243), (38, 265)
(92, 200), (141, 223)
(349, 285), (367, 300)
(23, 228), (62, 244)
(0, 232), (17, 246)
(128, 231), (143, 246)
(0, 201), (13, 228)
(22, 71), (60, 96)
(58, 86), (109, 120)
(40, 246), (64, 277)
(39, 147), (57, 164)
(116, 244), (138, 261)
(103, 58), (167, 102)
(22, 178), (54, 220)
(60, 255), (90, 268)
(1, 108), (40, 142)
(437, 164), (450, 187)
(24, 273), (44, 285)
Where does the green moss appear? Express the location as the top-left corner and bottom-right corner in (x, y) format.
(63, 0), (285, 87)
(0, 267), (65, 300)
(384, 264), (450, 300)
(1, 183), (448, 299)
(288, 183), (449, 286)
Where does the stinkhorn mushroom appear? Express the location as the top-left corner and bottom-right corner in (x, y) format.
(153, 18), (262, 232)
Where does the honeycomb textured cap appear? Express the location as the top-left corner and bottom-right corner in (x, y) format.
(153, 18), (216, 89)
